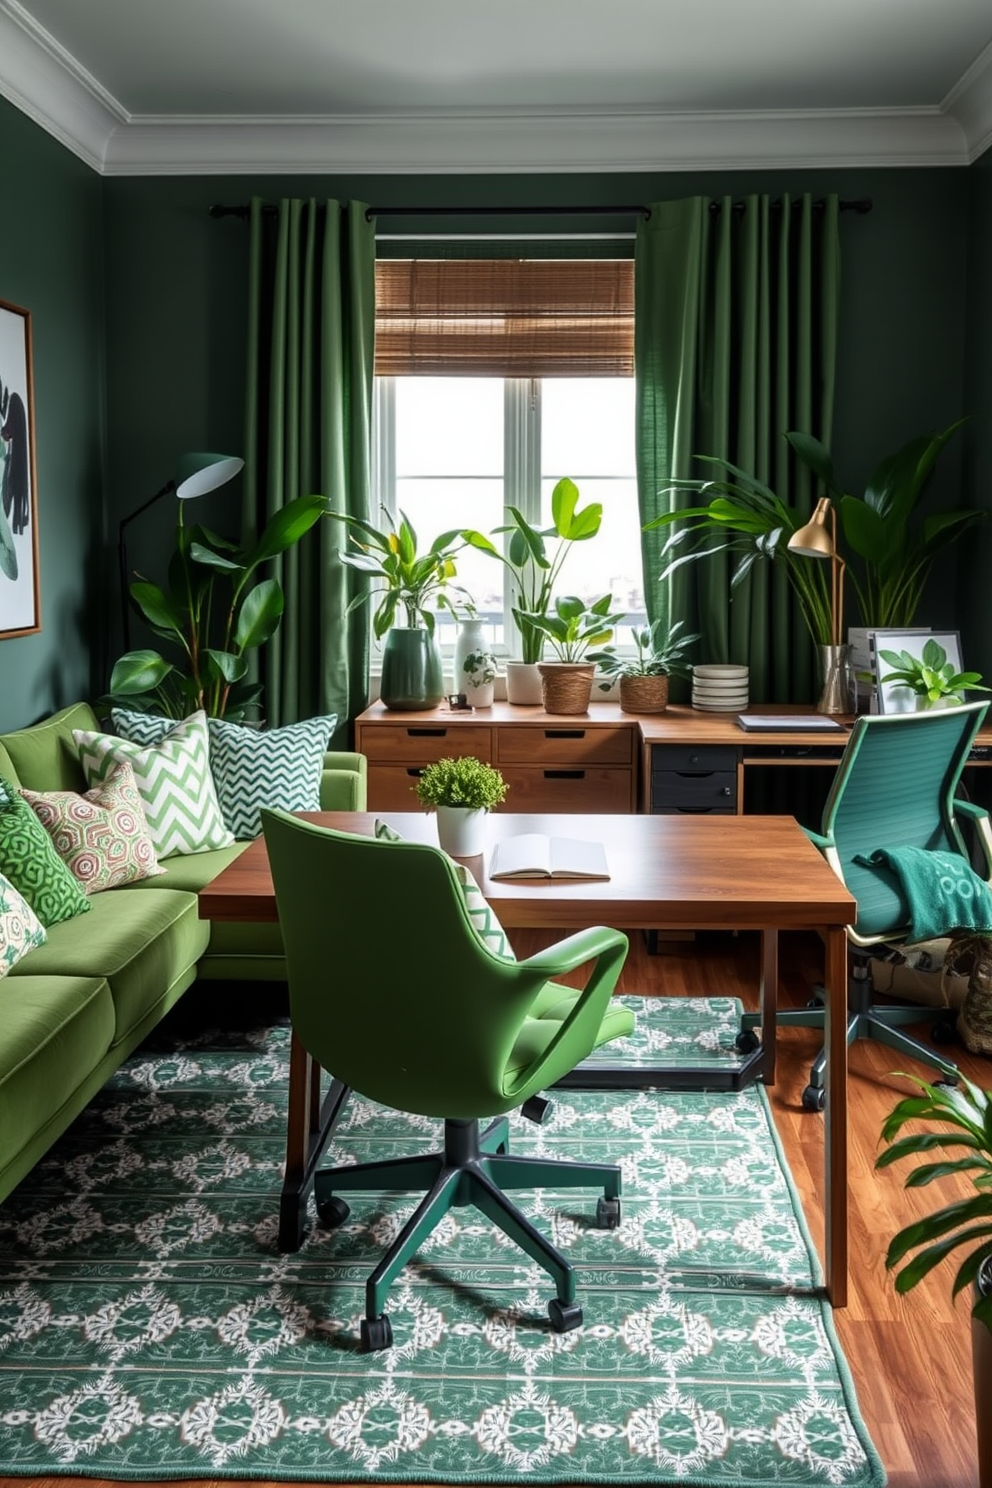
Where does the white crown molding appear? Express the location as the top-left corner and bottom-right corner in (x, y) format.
(944, 36), (992, 162)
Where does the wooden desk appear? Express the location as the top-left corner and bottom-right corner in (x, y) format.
(200, 810), (856, 1306)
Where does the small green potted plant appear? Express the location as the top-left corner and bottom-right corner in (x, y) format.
(876, 1071), (992, 1483)
(414, 755), (507, 857)
(588, 617), (701, 715)
(877, 638), (989, 711)
(515, 593), (626, 715)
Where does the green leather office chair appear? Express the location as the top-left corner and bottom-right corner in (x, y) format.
(261, 808), (633, 1352)
(739, 701), (992, 1110)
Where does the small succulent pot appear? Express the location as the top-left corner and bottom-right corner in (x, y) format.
(619, 674), (669, 715)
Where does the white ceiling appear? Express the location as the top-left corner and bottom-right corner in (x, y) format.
(1, 0), (991, 175)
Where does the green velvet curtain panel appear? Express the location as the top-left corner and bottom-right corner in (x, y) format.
(635, 195), (841, 703)
(244, 198), (375, 740)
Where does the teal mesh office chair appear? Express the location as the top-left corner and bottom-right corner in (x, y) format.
(739, 702), (992, 1110)
(262, 808), (633, 1352)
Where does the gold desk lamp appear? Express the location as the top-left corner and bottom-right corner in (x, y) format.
(788, 498), (853, 714)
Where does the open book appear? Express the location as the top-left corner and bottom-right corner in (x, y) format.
(489, 834), (610, 881)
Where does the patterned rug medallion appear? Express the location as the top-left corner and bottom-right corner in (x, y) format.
(0, 997), (884, 1485)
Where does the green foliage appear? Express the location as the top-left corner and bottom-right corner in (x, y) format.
(876, 1072), (992, 1335)
(105, 494), (328, 722)
(516, 593), (626, 664)
(878, 639), (989, 707)
(332, 509), (471, 637)
(414, 756), (508, 812)
(461, 477), (604, 662)
(588, 618), (701, 688)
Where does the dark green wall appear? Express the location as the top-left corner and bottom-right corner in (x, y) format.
(962, 148), (992, 680)
(0, 96), (105, 732)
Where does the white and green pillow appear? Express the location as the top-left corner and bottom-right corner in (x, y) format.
(73, 711), (234, 858)
(0, 869), (47, 974)
(112, 709), (338, 840)
(374, 819), (514, 962)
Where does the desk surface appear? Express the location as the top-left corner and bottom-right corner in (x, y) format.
(199, 810), (855, 932)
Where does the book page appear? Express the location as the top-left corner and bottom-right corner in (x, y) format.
(489, 834), (553, 880)
(548, 837), (610, 880)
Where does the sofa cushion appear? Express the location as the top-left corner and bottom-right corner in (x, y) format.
(0, 870), (46, 973)
(0, 777), (91, 928)
(73, 711), (234, 858)
(8, 888), (211, 1046)
(123, 839), (250, 894)
(21, 760), (165, 894)
(0, 701), (100, 792)
(0, 974), (114, 1171)
(113, 708), (338, 840)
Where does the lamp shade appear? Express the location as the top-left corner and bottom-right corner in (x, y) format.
(174, 452), (244, 501)
(787, 497), (835, 560)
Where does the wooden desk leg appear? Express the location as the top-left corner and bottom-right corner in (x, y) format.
(279, 1031), (351, 1253)
(759, 928), (778, 1087)
(823, 924), (849, 1309)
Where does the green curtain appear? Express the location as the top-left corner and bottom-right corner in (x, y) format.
(635, 194), (840, 703)
(244, 198), (375, 742)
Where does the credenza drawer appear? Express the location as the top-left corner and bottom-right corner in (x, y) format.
(499, 766), (633, 813)
(497, 725), (632, 766)
(652, 771), (737, 814)
(367, 765), (439, 811)
(651, 743), (739, 773)
(361, 724), (494, 764)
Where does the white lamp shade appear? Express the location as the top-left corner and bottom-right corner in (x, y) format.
(174, 452), (244, 501)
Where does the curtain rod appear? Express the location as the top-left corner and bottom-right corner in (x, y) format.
(209, 197), (872, 223)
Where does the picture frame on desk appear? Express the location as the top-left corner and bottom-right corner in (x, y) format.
(849, 627), (930, 713)
(871, 628), (964, 714)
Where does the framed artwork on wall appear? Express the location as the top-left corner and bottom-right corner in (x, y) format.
(871, 629), (965, 713)
(0, 299), (40, 640)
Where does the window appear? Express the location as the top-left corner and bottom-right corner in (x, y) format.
(371, 259), (639, 655)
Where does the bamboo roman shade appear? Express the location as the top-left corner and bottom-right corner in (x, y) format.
(374, 259), (634, 377)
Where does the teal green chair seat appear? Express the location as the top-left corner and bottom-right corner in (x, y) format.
(741, 702), (992, 1108)
(262, 808), (632, 1352)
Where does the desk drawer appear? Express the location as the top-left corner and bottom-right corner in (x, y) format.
(497, 725), (632, 766)
(652, 771), (737, 814)
(499, 766), (633, 813)
(361, 724), (494, 764)
(651, 743), (739, 773)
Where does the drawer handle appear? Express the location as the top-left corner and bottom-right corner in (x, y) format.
(405, 768), (425, 778)
(677, 806), (715, 814)
(722, 786), (733, 796)
(545, 729), (586, 739)
(407, 728), (447, 738)
(544, 769), (585, 780)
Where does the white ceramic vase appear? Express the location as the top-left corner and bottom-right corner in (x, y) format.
(453, 621), (497, 708)
(436, 804), (487, 858)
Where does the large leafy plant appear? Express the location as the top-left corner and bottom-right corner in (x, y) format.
(517, 593), (626, 664)
(106, 494), (328, 722)
(462, 478), (604, 663)
(333, 510), (470, 637)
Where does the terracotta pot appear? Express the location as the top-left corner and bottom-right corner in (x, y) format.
(619, 674), (669, 715)
(538, 662), (595, 715)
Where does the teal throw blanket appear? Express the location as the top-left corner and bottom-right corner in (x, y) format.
(853, 846), (992, 941)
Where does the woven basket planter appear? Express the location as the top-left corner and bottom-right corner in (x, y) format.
(619, 674), (669, 715)
(538, 662), (595, 715)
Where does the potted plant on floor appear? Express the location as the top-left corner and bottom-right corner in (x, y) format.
(334, 509), (472, 711)
(461, 477), (605, 705)
(876, 1071), (992, 1485)
(587, 617), (701, 714)
(516, 593), (626, 715)
(414, 755), (507, 857)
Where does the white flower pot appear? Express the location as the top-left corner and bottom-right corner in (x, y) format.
(453, 621), (497, 708)
(435, 805), (487, 858)
(505, 660), (544, 706)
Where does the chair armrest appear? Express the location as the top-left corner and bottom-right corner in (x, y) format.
(517, 925), (629, 978)
(954, 797), (992, 880)
(804, 827), (833, 851)
(319, 753), (368, 811)
(954, 798), (988, 823)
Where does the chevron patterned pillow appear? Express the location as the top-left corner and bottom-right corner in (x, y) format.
(73, 712), (234, 858)
(373, 818), (515, 962)
(111, 709), (338, 840)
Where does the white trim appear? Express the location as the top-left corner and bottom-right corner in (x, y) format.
(942, 38), (992, 162)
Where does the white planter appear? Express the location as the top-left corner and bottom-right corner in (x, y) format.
(435, 805), (487, 858)
(505, 660), (544, 705)
(453, 621), (497, 708)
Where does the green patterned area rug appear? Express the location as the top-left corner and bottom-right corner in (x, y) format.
(0, 997), (885, 1485)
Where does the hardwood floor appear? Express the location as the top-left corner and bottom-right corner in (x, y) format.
(17, 928), (983, 1488)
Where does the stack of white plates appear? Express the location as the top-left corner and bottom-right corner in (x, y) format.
(692, 664), (749, 712)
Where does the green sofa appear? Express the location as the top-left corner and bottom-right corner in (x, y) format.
(0, 701), (366, 1205)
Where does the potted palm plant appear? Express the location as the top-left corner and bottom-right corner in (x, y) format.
(516, 593), (626, 715)
(587, 617), (701, 714)
(334, 509), (472, 711)
(876, 1071), (992, 1486)
(414, 755), (507, 857)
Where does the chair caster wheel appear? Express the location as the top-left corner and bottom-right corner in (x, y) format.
(735, 1029), (760, 1054)
(317, 1196), (350, 1229)
(596, 1195), (621, 1229)
(522, 1094), (553, 1125)
(932, 1020), (957, 1045)
(802, 1084), (826, 1112)
(548, 1298), (583, 1333)
(360, 1314), (393, 1352)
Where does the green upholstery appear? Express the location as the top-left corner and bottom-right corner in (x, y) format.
(262, 808), (632, 1351)
(743, 702), (992, 1101)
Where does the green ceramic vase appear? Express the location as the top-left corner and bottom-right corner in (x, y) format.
(380, 627), (444, 711)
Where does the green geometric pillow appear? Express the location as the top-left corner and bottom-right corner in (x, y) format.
(0, 869), (47, 974)
(373, 818), (515, 962)
(0, 777), (91, 928)
(73, 711), (234, 858)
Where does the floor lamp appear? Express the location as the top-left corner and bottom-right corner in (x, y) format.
(118, 452), (244, 652)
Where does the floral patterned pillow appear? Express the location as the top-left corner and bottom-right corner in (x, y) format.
(0, 869), (46, 975)
(20, 760), (165, 893)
